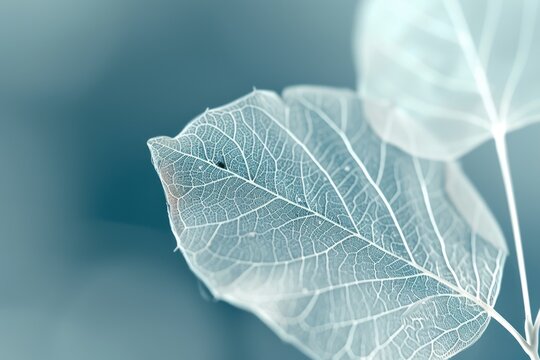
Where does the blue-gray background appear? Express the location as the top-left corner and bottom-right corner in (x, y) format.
(1, 0), (538, 359)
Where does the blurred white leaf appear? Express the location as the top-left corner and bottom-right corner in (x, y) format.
(355, 0), (540, 159)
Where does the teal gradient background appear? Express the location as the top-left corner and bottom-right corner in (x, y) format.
(1, 0), (538, 359)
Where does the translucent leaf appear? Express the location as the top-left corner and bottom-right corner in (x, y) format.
(148, 86), (507, 359)
(355, 0), (540, 159)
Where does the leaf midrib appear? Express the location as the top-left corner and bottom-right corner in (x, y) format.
(155, 139), (495, 315)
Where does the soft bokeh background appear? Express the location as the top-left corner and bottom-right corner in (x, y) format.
(1, 0), (538, 359)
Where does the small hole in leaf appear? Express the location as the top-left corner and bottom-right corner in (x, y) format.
(216, 160), (226, 169)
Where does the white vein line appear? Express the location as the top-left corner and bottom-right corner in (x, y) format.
(254, 104), (362, 236)
(376, 141), (387, 186)
(314, 293), (465, 332)
(513, 113), (540, 127)
(401, 96), (490, 129)
(177, 172), (234, 189)
(511, 99), (540, 121)
(500, 0), (538, 121)
(413, 157), (462, 289)
(197, 122), (251, 179)
(196, 223), (221, 254)
(238, 108), (278, 180)
(295, 97), (417, 265)
(479, 0), (503, 66)
(444, 0), (500, 125)
(487, 251), (505, 305)
(185, 198), (277, 229)
(254, 273), (425, 302)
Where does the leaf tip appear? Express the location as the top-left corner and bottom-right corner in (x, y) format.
(147, 136), (174, 170)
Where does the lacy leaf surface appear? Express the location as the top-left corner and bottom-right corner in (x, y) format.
(149, 86), (507, 359)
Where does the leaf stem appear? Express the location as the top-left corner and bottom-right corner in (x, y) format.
(493, 132), (535, 346)
(487, 307), (537, 359)
(529, 309), (540, 360)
